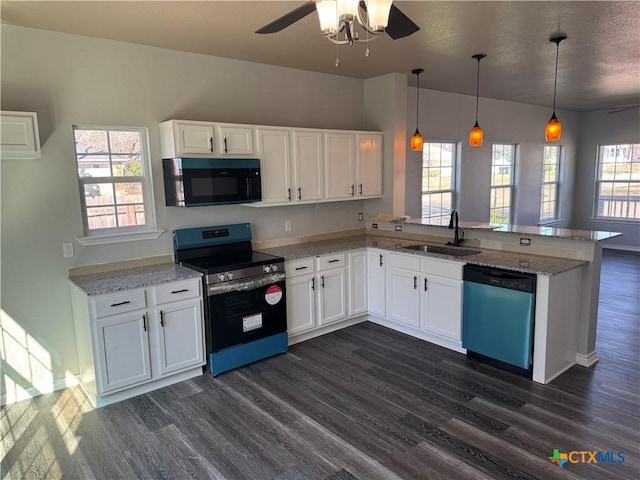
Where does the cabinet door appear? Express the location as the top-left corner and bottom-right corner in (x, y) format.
(256, 128), (291, 203)
(156, 299), (205, 376)
(356, 133), (382, 197)
(292, 131), (324, 201)
(349, 250), (367, 317)
(325, 132), (356, 200)
(217, 125), (253, 155)
(386, 267), (421, 328)
(367, 250), (386, 316)
(175, 122), (215, 155)
(317, 268), (347, 326)
(94, 312), (151, 394)
(286, 274), (316, 335)
(421, 276), (463, 340)
(0, 112), (41, 159)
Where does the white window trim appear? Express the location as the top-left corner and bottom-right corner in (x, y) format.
(540, 145), (562, 223)
(421, 141), (458, 221)
(73, 125), (159, 243)
(593, 143), (640, 222)
(490, 143), (516, 225)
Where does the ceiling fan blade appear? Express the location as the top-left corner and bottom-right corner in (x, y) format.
(255, 1), (317, 34)
(385, 4), (420, 40)
(607, 105), (640, 114)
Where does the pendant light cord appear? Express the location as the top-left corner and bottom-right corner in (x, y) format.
(475, 58), (480, 123)
(552, 41), (559, 112)
(416, 73), (420, 127)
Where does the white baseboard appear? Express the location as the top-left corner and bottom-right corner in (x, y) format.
(603, 244), (640, 253)
(1, 376), (79, 406)
(576, 351), (599, 367)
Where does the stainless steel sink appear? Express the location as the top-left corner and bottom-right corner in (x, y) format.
(403, 244), (481, 257)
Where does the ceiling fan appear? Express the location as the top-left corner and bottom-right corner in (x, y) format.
(255, 0), (420, 43)
(607, 103), (640, 114)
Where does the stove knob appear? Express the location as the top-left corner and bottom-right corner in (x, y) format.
(270, 264), (279, 272)
(217, 273), (226, 282)
(226, 272), (234, 281)
(264, 265), (271, 273)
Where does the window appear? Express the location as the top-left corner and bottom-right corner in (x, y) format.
(540, 145), (561, 222)
(74, 126), (157, 239)
(490, 143), (515, 225)
(595, 144), (640, 220)
(421, 142), (457, 223)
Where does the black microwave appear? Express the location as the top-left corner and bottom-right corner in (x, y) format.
(162, 158), (262, 207)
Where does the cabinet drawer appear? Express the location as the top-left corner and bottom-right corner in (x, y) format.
(286, 258), (316, 278)
(317, 253), (346, 271)
(422, 258), (463, 279)
(93, 290), (146, 318)
(154, 279), (201, 305)
(387, 252), (421, 272)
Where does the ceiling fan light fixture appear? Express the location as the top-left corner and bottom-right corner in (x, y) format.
(366, 0), (393, 32)
(316, 0), (338, 35)
(411, 68), (424, 152)
(469, 53), (486, 147)
(545, 34), (567, 142)
(337, 0), (359, 22)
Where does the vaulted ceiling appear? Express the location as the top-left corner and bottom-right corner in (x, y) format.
(2, 1), (639, 112)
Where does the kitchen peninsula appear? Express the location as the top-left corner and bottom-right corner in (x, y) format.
(256, 220), (620, 384)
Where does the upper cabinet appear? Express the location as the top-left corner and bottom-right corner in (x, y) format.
(0, 111), (41, 159)
(159, 120), (253, 158)
(357, 133), (383, 197)
(325, 132), (356, 200)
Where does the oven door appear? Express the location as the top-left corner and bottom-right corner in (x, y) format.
(207, 274), (286, 352)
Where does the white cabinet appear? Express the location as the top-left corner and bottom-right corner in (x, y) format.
(356, 133), (382, 197)
(292, 130), (324, 202)
(70, 277), (205, 407)
(385, 252), (421, 328)
(317, 253), (347, 326)
(285, 258), (316, 336)
(420, 258), (463, 344)
(159, 120), (253, 158)
(325, 132), (356, 200)
(256, 127), (291, 204)
(367, 249), (387, 317)
(348, 250), (367, 317)
(0, 111), (41, 159)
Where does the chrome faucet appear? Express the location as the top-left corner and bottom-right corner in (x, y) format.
(447, 210), (464, 247)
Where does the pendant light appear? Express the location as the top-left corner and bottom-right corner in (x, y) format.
(410, 68), (424, 151)
(469, 53), (487, 147)
(545, 34), (567, 142)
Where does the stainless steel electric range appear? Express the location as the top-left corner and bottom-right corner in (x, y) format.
(173, 223), (287, 375)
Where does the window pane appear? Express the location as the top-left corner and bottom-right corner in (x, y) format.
(75, 130), (109, 153)
(421, 142), (456, 219)
(115, 182), (143, 204)
(109, 130), (141, 154)
(112, 155), (143, 177)
(86, 206), (116, 230)
(117, 204), (145, 227)
(84, 183), (113, 207)
(77, 154), (110, 177)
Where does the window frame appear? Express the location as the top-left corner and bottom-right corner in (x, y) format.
(593, 143), (640, 222)
(73, 125), (161, 244)
(539, 145), (562, 224)
(489, 143), (516, 225)
(420, 141), (458, 224)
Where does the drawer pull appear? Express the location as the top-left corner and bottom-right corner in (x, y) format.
(321, 275), (325, 288)
(142, 314), (147, 332)
(414, 276), (418, 289)
(160, 310), (164, 327)
(359, 184), (363, 195)
(424, 278), (428, 291)
(328, 259), (340, 263)
(110, 300), (131, 307)
(170, 289), (189, 294)
(311, 277), (315, 291)
(209, 137), (214, 152)
(379, 254), (383, 267)
(287, 188), (292, 201)
(295, 266), (308, 271)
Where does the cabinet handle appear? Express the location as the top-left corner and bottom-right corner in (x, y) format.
(295, 266), (308, 271)
(379, 254), (383, 267)
(209, 137), (214, 152)
(287, 188), (292, 201)
(311, 277), (315, 291)
(414, 276), (418, 289)
(321, 275), (325, 288)
(142, 314), (147, 332)
(110, 300), (130, 307)
(170, 289), (188, 294)
(297, 187), (301, 200)
(424, 278), (428, 291)
(160, 310), (164, 327)
(223, 137), (228, 153)
(351, 184), (355, 196)
(359, 184), (363, 195)
(328, 259), (340, 263)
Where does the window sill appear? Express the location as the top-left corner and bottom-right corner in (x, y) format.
(77, 229), (165, 246)
(538, 219), (563, 226)
(590, 217), (640, 225)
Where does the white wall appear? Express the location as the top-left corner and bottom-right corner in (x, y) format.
(0, 25), (370, 402)
(404, 87), (580, 226)
(572, 108), (640, 249)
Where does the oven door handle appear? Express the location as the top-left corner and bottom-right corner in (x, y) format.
(207, 272), (286, 296)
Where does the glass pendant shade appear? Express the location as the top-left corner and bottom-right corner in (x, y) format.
(337, 0), (359, 21)
(469, 122), (483, 146)
(411, 129), (423, 151)
(316, 0), (338, 34)
(366, 0), (393, 31)
(545, 112), (562, 141)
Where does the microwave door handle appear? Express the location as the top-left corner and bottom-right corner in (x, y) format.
(246, 178), (251, 198)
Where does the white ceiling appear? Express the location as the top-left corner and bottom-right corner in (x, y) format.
(2, 1), (639, 112)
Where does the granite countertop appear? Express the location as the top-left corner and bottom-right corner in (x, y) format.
(257, 235), (586, 275)
(69, 263), (202, 296)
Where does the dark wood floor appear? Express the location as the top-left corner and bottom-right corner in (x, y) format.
(2, 251), (639, 479)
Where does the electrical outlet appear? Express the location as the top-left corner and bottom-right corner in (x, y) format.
(372, 223), (378, 229)
(358, 212), (364, 221)
(520, 237), (531, 246)
(284, 220), (292, 232)
(394, 225), (403, 231)
(63, 242), (74, 258)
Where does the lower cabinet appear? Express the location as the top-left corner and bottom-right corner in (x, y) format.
(385, 253), (421, 328)
(70, 277), (205, 407)
(286, 269), (316, 335)
(367, 249), (386, 316)
(348, 250), (367, 317)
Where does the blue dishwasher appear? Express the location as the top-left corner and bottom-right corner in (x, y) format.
(462, 265), (536, 376)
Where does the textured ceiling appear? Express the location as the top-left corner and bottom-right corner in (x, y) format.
(2, 1), (639, 112)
